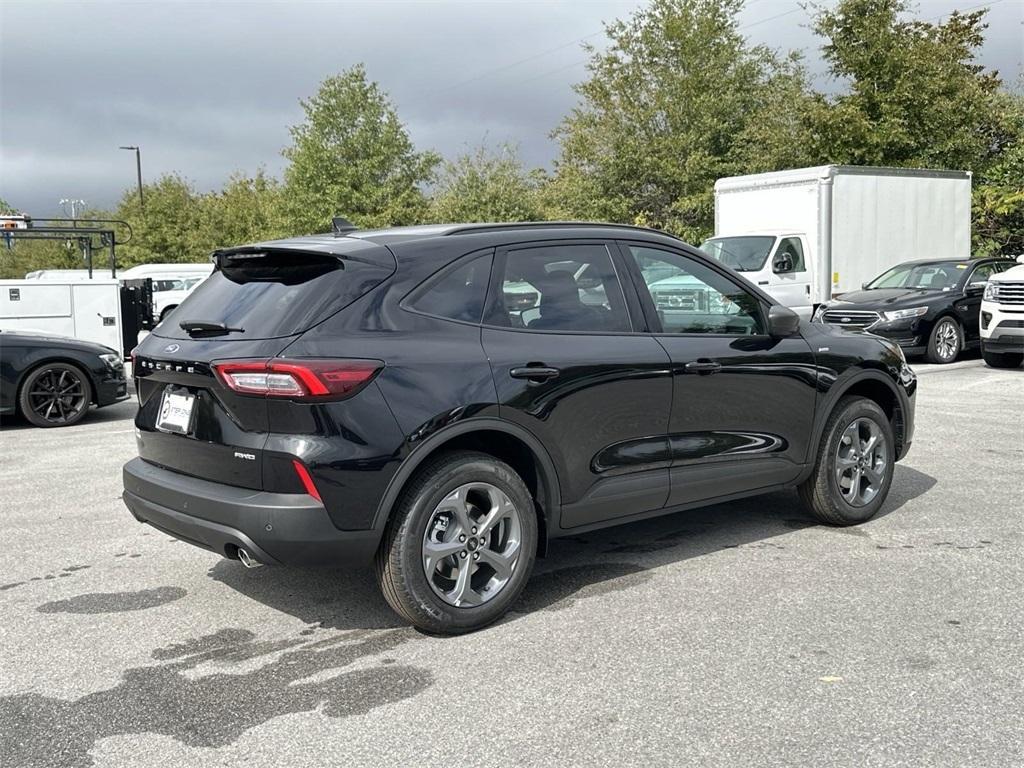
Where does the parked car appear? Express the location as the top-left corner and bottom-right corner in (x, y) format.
(0, 329), (129, 427)
(811, 257), (1017, 363)
(981, 258), (1024, 368)
(122, 222), (916, 634)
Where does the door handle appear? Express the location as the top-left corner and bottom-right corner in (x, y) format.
(510, 365), (561, 382)
(684, 361), (722, 375)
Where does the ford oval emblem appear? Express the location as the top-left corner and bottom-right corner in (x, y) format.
(164, 343), (180, 354)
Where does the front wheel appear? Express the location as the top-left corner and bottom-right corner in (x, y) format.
(18, 363), (92, 427)
(798, 396), (895, 526)
(926, 317), (962, 364)
(982, 348), (1023, 369)
(376, 451), (537, 634)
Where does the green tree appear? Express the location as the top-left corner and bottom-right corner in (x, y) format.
(547, 0), (816, 242)
(809, 0), (1006, 172)
(200, 169), (288, 247)
(427, 144), (543, 223)
(972, 91), (1024, 256)
(114, 174), (209, 267)
(282, 65), (438, 233)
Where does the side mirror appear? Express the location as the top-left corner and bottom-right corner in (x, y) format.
(965, 282), (985, 295)
(767, 304), (801, 338)
(772, 255), (794, 274)
(861, 282), (870, 290)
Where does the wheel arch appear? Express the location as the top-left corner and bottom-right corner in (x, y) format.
(810, 370), (907, 462)
(373, 418), (561, 556)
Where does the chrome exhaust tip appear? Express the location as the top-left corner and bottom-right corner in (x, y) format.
(237, 548), (263, 569)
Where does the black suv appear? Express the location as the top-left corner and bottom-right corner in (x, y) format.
(123, 223), (916, 633)
(811, 257), (1016, 363)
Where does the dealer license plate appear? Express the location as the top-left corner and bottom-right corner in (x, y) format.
(156, 389), (195, 435)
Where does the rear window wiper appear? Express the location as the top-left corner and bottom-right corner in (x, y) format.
(179, 320), (245, 338)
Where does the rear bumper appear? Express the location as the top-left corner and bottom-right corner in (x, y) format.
(122, 457), (380, 566)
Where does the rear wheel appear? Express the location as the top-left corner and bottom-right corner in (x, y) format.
(982, 348), (1023, 369)
(798, 396), (894, 526)
(18, 363), (92, 427)
(926, 317), (961, 364)
(376, 451), (537, 634)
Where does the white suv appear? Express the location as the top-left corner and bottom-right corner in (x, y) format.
(981, 257), (1024, 368)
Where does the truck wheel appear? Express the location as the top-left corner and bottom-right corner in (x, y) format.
(376, 451), (537, 634)
(798, 396), (894, 526)
(926, 317), (961, 363)
(18, 363), (92, 428)
(982, 348), (1023, 369)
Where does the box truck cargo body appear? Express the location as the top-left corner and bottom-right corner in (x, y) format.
(703, 166), (972, 318)
(0, 280), (122, 351)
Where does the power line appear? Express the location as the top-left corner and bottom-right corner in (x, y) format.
(428, 29), (606, 96)
(919, 0), (1006, 24)
(427, 0), (779, 97)
(518, 4), (810, 91)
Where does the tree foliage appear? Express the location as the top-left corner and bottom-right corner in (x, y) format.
(810, 0), (1008, 172)
(427, 144), (543, 223)
(547, 0), (816, 242)
(6, 0), (1023, 279)
(282, 65), (438, 233)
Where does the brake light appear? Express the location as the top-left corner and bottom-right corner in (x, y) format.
(292, 459), (323, 502)
(212, 358), (382, 399)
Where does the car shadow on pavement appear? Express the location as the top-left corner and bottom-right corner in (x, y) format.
(209, 464), (937, 633)
(0, 400), (136, 432)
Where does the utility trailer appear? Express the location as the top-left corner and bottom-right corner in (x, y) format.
(702, 166), (973, 318)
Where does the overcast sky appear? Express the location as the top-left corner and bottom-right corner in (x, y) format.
(2, 0), (1022, 216)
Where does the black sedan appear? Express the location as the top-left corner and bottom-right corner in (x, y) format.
(811, 257), (1017, 363)
(0, 330), (129, 427)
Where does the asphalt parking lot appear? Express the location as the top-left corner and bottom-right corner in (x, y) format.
(1, 357), (1022, 768)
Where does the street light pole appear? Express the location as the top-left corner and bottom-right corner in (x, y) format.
(119, 145), (144, 211)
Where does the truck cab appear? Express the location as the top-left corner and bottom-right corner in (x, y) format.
(700, 232), (814, 319)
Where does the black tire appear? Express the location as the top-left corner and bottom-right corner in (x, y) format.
(798, 396), (895, 526)
(925, 316), (962, 364)
(159, 305), (177, 322)
(982, 348), (1023, 369)
(18, 362), (92, 428)
(375, 450), (538, 634)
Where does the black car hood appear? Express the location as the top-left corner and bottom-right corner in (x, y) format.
(832, 287), (950, 308)
(0, 329), (118, 356)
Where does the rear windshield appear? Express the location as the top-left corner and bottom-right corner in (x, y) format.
(155, 249), (394, 340)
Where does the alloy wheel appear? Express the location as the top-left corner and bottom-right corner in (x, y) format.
(834, 417), (889, 508)
(26, 368), (88, 425)
(934, 320), (959, 361)
(422, 482), (524, 608)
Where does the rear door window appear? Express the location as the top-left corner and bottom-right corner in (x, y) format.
(156, 248), (394, 340)
(485, 243), (631, 332)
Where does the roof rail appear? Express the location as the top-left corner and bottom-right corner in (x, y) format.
(442, 221), (683, 240)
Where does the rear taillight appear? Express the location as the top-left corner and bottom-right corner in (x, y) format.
(212, 358), (382, 400)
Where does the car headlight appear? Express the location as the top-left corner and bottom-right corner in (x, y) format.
(882, 306), (928, 322)
(811, 303), (828, 322)
(983, 283), (997, 301)
(100, 352), (124, 371)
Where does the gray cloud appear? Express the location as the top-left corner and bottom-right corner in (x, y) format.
(2, 0), (1021, 216)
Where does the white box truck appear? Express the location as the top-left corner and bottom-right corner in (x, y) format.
(700, 165), (972, 318)
(0, 279), (123, 351)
